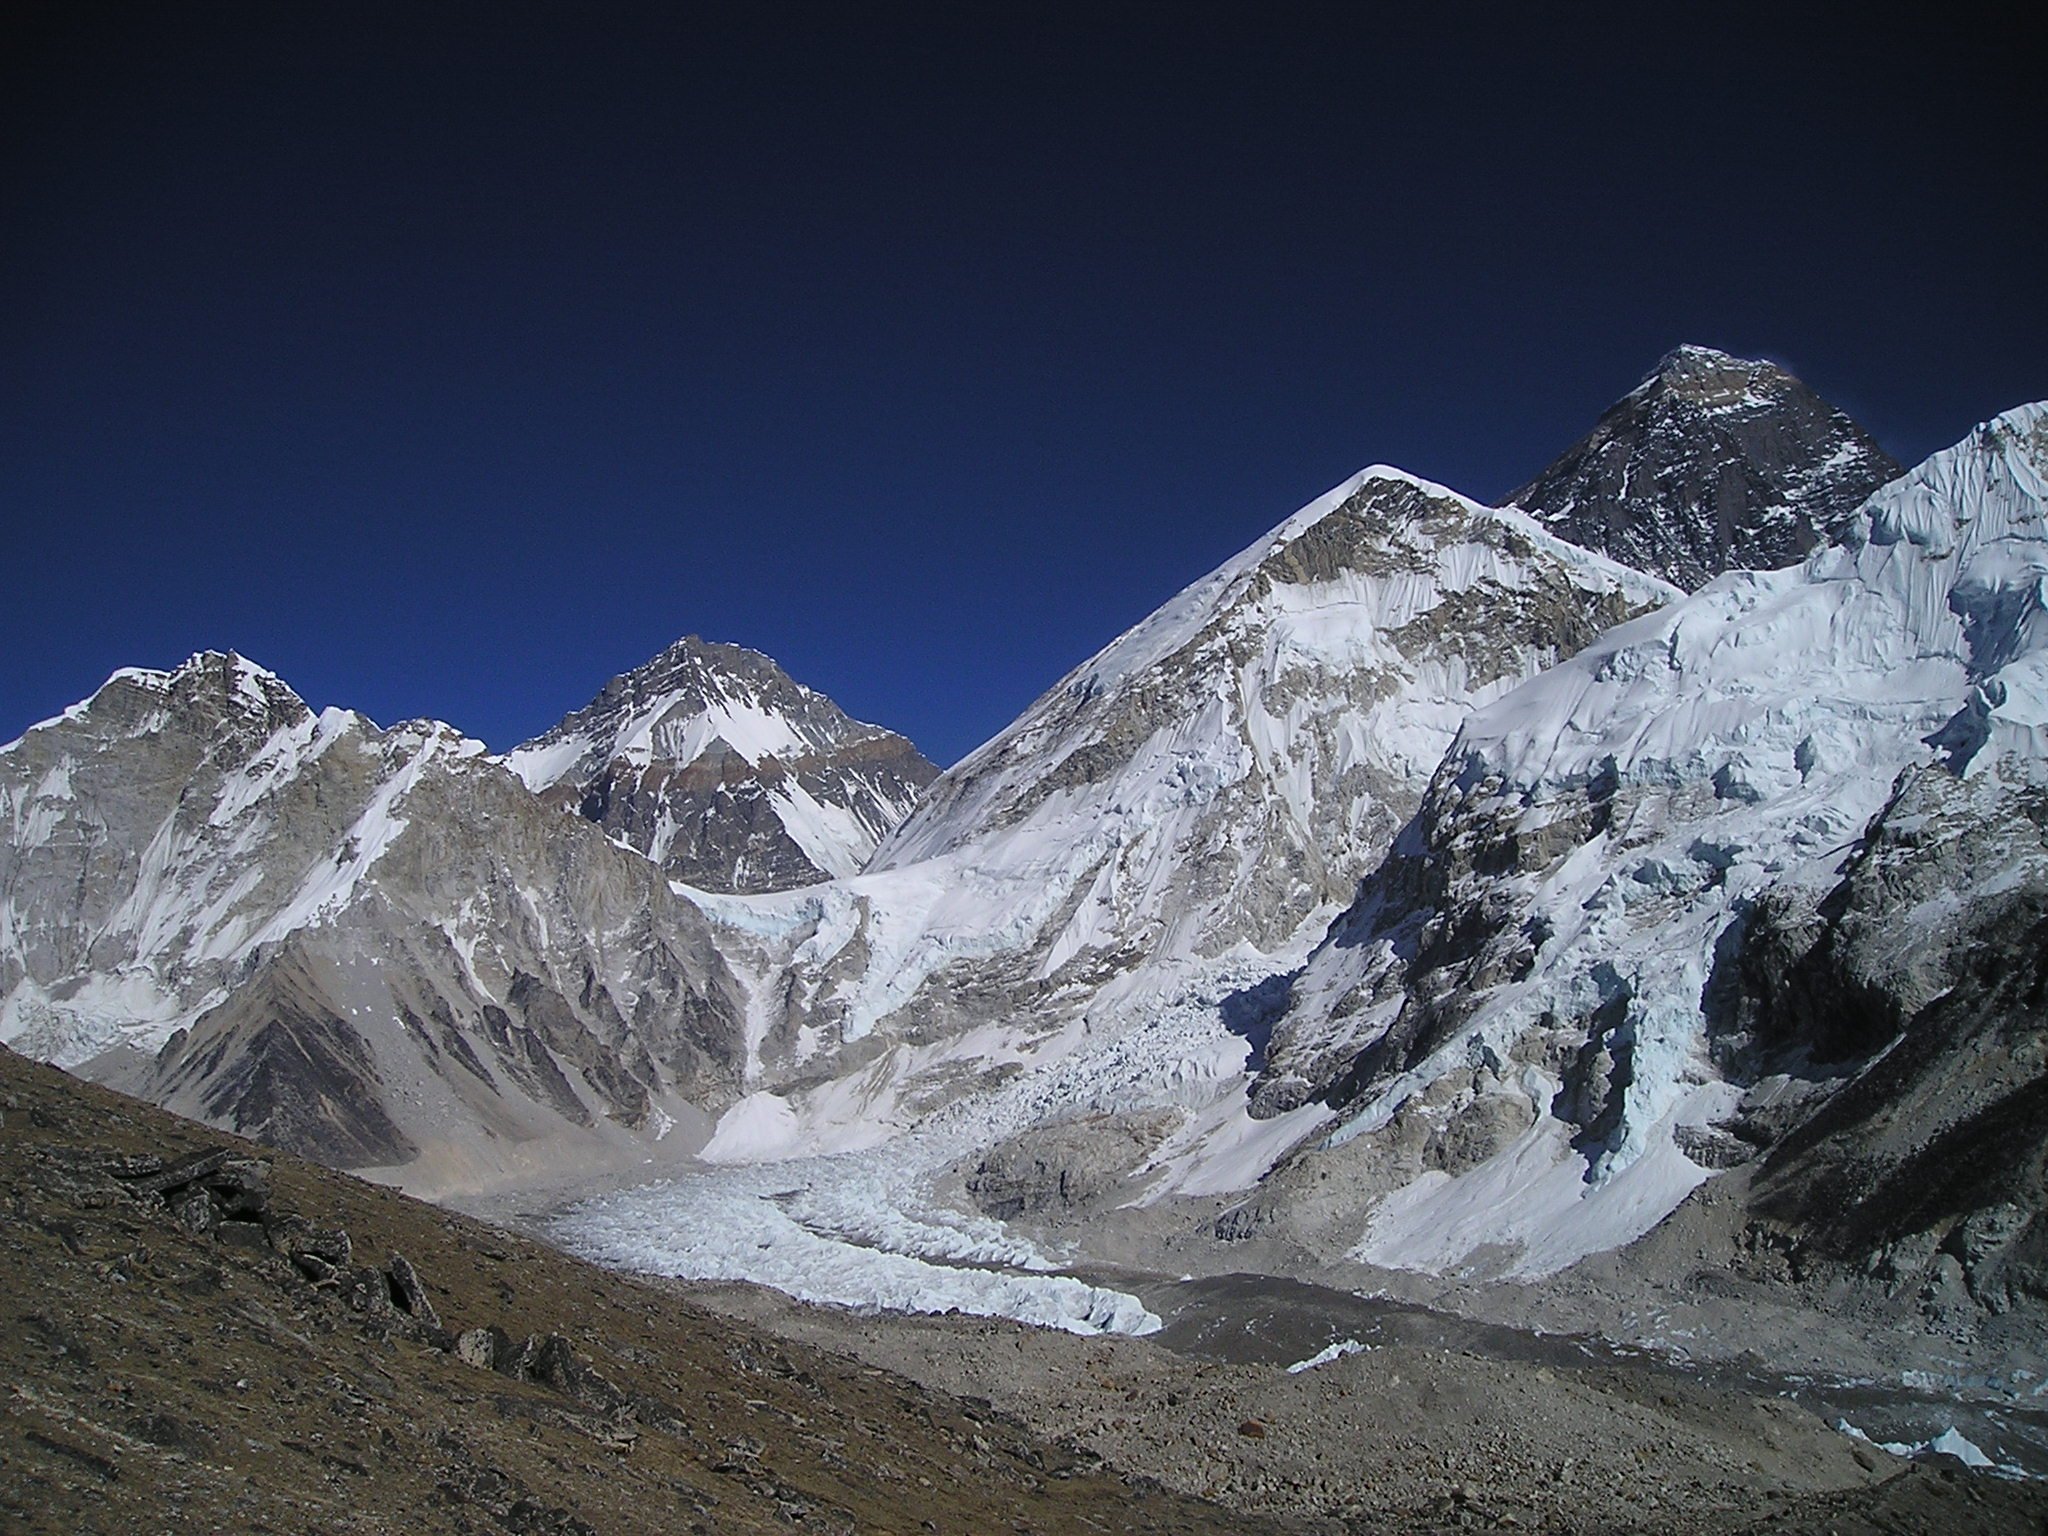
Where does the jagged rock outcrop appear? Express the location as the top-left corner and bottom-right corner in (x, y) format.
(1509, 344), (1899, 590)
(505, 636), (937, 894)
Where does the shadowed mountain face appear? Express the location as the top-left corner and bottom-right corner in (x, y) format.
(505, 636), (938, 894)
(1509, 345), (1900, 591)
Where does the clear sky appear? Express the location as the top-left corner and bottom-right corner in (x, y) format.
(4, 4), (2041, 766)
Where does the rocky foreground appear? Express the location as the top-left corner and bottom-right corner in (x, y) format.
(7, 1045), (2047, 1534)
(0, 1045), (1270, 1536)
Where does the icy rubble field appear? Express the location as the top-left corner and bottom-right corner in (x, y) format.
(561, 1153), (1160, 1336)
(552, 947), (1329, 1335)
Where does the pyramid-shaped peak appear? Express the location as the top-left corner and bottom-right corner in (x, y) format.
(629, 635), (817, 700)
(1509, 346), (1900, 590)
(653, 634), (762, 668)
(503, 634), (938, 893)
(1654, 342), (1763, 373)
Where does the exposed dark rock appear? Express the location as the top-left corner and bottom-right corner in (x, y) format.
(171, 964), (420, 1169)
(525, 1334), (628, 1411)
(291, 1251), (340, 1285)
(386, 1251), (440, 1327)
(1508, 344), (1900, 590)
(344, 1265), (397, 1318)
(115, 1147), (231, 1195)
(214, 1217), (270, 1251)
(967, 1112), (1180, 1220)
(203, 1155), (271, 1216)
(1731, 768), (2048, 1313)
(491, 1328), (542, 1380)
(272, 1220), (353, 1269)
(166, 1184), (218, 1235)
(1211, 1201), (1279, 1242)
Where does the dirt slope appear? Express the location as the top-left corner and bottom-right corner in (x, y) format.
(0, 1044), (1275, 1536)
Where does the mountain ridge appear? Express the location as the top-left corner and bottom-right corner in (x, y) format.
(1242, 401), (2048, 1285)
(12, 353), (2042, 1377)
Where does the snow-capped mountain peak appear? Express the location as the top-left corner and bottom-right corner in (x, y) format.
(2, 650), (310, 759)
(504, 636), (937, 893)
(876, 466), (1674, 879)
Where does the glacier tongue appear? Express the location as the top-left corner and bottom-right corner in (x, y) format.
(1259, 402), (2048, 1278)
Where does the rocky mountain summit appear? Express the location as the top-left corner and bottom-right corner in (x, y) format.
(504, 636), (937, 894)
(0, 652), (749, 1190)
(1508, 344), (1899, 590)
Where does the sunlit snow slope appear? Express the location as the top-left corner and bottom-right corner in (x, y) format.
(667, 469), (1673, 1201)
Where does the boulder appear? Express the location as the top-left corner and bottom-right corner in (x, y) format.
(117, 1148), (229, 1196)
(385, 1253), (440, 1328)
(167, 1185), (217, 1236)
(214, 1219), (270, 1252)
(454, 1328), (500, 1370)
(343, 1266), (395, 1318)
(201, 1157), (270, 1218)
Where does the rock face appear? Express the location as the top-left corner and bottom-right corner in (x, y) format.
(1252, 403), (2048, 1279)
(0, 652), (748, 1186)
(966, 1111), (1181, 1220)
(1508, 344), (1899, 590)
(504, 636), (938, 894)
(1737, 762), (2048, 1317)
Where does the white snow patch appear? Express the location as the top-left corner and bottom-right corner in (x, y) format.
(1286, 1339), (1368, 1373)
(1835, 1419), (2028, 1476)
(699, 1092), (802, 1163)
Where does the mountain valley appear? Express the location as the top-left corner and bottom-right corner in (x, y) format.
(7, 347), (2048, 1526)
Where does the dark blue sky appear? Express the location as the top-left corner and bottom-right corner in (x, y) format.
(4, 4), (2041, 765)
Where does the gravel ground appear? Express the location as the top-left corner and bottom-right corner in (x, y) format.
(685, 1272), (2048, 1534)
